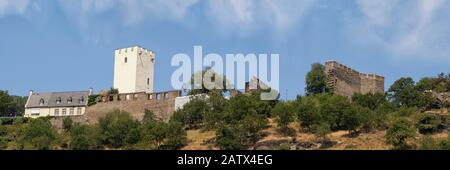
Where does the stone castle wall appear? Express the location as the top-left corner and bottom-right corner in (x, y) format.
(324, 61), (384, 98)
(72, 90), (181, 125)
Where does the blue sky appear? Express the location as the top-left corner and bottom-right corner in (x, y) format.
(0, 0), (449, 99)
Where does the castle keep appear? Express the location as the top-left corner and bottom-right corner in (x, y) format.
(324, 60), (384, 98)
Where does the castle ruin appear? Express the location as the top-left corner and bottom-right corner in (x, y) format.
(324, 60), (384, 98)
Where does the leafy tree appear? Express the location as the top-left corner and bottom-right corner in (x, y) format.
(296, 96), (321, 131)
(216, 124), (245, 150)
(20, 118), (58, 150)
(271, 102), (295, 134)
(164, 121), (187, 149)
(305, 63), (330, 96)
(98, 110), (140, 147)
(388, 77), (417, 107)
(69, 124), (101, 150)
(314, 122), (331, 142)
(386, 118), (416, 149)
(203, 90), (226, 130)
(416, 113), (442, 134)
(0, 90), (25, 117)
(143, 109), (157, 123)
(171, 96), (209, 128)
(352, 93), (389, 110)
(62, 117), (73, 132)
(188, 68), (232, 95)
(140, 121), (168, 148)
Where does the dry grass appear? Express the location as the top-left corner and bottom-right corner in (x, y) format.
(181, 129), (217, 150)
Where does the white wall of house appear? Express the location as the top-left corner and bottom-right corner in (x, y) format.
(24, 107), (86, 118)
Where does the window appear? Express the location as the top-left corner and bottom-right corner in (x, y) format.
(69, 108), (74, 115)
(39, 98), (45, 106)
(56, 97), (61, 104)
(62, 108), (67, 116)
(151, 58), (154, 63)
(147, 78), (150, 85)
(164, 93), (169, 100)
(54, 109), (59, 116)
(124, 57), (128, 63)
(67, 97), (73, 104)
(156, 93), (161, 100)
(77, 108), (82, 115)
(79, 96), (84, 104)
(147, 94), (153, 100)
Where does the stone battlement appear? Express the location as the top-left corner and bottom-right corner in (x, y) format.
(114, 45), (155, 56)
(324, 60), (384, 98)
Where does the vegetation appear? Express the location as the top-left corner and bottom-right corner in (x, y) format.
(0, 69), (449, 150)
(305, 63), (330, 96)
(0, 90), (27, 117)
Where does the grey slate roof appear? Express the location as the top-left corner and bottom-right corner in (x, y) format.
(26, 91), (89, 108)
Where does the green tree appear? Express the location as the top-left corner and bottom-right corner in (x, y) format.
(20, 118), (58, 150)
(416, 113), (442, 134)
(388, 77), (417, 107)
(98, 110), (140, 147)
(143, 109), (157, 123)
(305, 63), (330, 96)
(171, 96), (209, 128)
(69, 124), (101, 150)
(386, 119), (416, 149)
(352, 93), (389, 110)
(62, 117), (73, 132)
(216, 124), (245, 150)
(164, 121), (187, 149)
(140, 121), (168, 148)
(271, 102), (295, 134)
(314, 122), (331, 142)
(296, 96), (321, 131)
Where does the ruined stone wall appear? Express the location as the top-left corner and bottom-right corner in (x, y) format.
(75, 90), (181, 125)
(324, 61), (384, 98)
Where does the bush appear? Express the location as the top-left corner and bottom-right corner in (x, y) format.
(386, 119), (416, 150)
(143, 109), (156, 123)
(21, 118), (58, 150)
(69, 124), (101, 150)
(62, 117), (73, 132)
(140, 121), (168, 148)
(216, 125), (245, 150)
(271, 102), (296, 132)
(314, 122), (331, 141)
(164, 121), (187, 149)
(98, 110), (140, 147)
(416, 113), (442, 134)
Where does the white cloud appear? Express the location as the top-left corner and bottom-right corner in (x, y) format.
(354, 0), (450, 60)
(205, 0), (315, 36)
(0, 0), (31, 16)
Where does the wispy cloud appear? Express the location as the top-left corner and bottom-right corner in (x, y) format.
(354, 0), (450, 60)
(205, 0), (315, 36)
(0, 0), (31, 16)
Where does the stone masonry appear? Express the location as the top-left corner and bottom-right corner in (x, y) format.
(324, 60), (384, 98)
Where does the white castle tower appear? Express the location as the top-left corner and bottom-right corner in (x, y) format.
(114, 46), (155, 94)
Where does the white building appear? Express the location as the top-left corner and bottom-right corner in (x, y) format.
(114, 46), (155, 94)
(24, 90), (92, 118)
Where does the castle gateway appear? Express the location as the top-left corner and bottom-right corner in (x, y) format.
(324, 60), (384, 98)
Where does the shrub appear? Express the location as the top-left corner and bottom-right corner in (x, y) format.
(419, 136), (440, 150)
(21, 118), (58, 150)
(271, 102), (295, 133)
(98, 110), (140, 147)
(69, 124), (101, 150)
(164, 121), (187, 149)
(386, 119), (416, 150)
(416, 113), (441, 134)
(62, 117), (73, 132)
(143, 109), (156, 123)
(216, 125), (245, 150)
